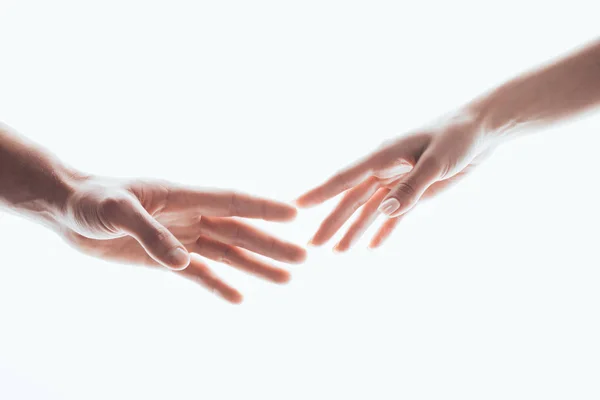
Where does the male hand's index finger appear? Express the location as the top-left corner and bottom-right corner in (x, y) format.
(167, 186), (297, 221)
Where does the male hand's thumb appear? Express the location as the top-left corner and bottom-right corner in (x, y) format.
(100, 196), (191, 270)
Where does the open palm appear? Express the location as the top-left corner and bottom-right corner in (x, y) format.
(59, 177), (306, 303)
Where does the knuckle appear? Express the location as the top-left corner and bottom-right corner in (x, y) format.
(414, 131), (435, 144)
(260, 200), (268, 219)
(420, 155), (444, 174)
(196, 216), (211, 235)
(228, 192), (240, 216)
(333, 173), (354, 191)
(194, 237), (207, 252)
(348, 201), (362, 214)
(379, 137), (397, 148)
(393, 181), (417, 199)
(340, 195), (363, 214)
(230, 224), (242, 245)
(218, 246), (234, 265)
(148, 226), (172, 247)
(267, 237), (276, 253)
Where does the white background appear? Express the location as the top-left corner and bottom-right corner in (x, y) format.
(1, 1), (599, 399)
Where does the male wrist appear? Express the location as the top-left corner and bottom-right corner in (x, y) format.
(17, 161), (90, 226)
(49, 164), (89, 218)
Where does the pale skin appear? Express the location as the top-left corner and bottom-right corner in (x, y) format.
(2, 40), (600, 303)
(0, 123), (306, 304)
(296, 39), (600, 251)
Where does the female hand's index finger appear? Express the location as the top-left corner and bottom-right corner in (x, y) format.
(295, 134), (428, 207)
(295, 161), (376, 208)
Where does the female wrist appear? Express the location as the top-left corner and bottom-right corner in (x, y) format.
(463, 94), (512, 148)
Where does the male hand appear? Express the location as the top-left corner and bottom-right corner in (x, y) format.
(59, 176), (306, 303)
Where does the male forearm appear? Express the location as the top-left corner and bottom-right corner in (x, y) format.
(469, 39), (600, 140)
(0, 122), (81, 224)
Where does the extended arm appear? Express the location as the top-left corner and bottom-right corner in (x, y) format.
(0, 123), (305, 303)
(297, 39), (600, 250)
(472, 38), (600, 140)
(0, 123), (80, 225)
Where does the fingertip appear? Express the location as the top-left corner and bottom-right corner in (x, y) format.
(217, 286), (243, 304)
(294, 194), (317, 209)
(290, 247), (308, 263)
(286, 206), (298, 220)
(308, 234), (327, 247)
(308, 239), (323, 247)
(270, 203), (298, 222)
(299, 248), (308, 262)
(293, 200), (307, 209)
(368, 239), (380, 249)
(165, 248), (191, 271)
(268, 269), (291, 284)
(277, 271), (292, 284)
(228, 292), (244, 304)
(333, 243), (348, 253)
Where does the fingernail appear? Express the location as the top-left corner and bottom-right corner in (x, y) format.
(378, 198), (400, 216)
(168, 248), (190, 270)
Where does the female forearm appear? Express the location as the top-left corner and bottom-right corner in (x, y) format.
(0, 122), (81, 224)
(470, 39), (600, 140)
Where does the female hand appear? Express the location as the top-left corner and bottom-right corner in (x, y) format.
(58, 176), (306, 303)
(296, 110), (494, 251)
(297, 40), (600, 251)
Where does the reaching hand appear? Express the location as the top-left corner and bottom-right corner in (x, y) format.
(58, 176), (306, 303)
(296, 111), (493, 251)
